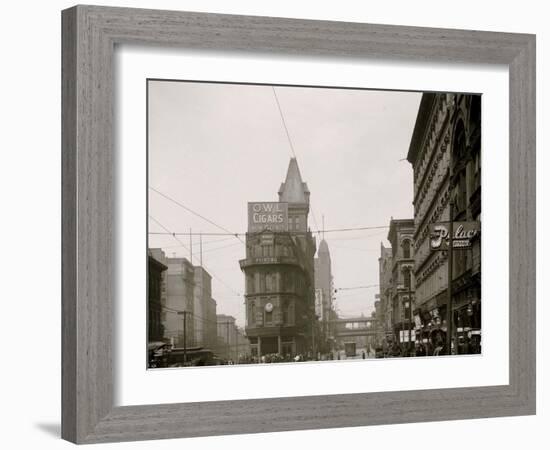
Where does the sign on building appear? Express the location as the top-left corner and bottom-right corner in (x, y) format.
(248, 202), (288, 233)
(399, 330), (416, 343)
(315, 289), (324, 320)
(429, 221), (480, 251)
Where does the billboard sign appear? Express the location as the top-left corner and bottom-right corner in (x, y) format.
(430, 221), (480, 251)
(248, 202), (288, 233)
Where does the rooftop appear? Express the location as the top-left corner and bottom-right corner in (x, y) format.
(278, 157), (310, 204)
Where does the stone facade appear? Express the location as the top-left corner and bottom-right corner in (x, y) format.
(377, 243), (393, 343)
(193, 267), (213, 347)
(147, 250), (167, 342)
(240, 158), (316, 357)
(387, 219), (415, 345)
(407, 93), (482, 353)
(148, 249), (219, 350)
(163, 257), (196, 347)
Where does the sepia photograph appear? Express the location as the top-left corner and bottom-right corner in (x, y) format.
(147, 80), (481, 369)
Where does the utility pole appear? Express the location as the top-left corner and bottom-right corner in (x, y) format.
(446, 201), (455, 356)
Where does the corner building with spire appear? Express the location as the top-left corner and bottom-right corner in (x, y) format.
(240, 158), (317, 358)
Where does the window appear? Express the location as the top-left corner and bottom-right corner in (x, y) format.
(285, 271), (294, 292)
(402, 240), (411, 258)
(265, 310), (273, 325)
(404, 269), (411, 289)
(288, 301), (295, 325)
(403, 297), (411, 319)
(248, 301), (256, 326)
(452, 120), (468, 217)
(262, 245), (272, 257)
(254, 272), (260, 292)
(247, 275), (254, 294)
(265, 272), (272, 291)
(470, 139), (481, 199)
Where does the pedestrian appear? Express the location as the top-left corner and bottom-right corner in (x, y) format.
(362, 350), (366, 359)
(433, 337), (444, 356)
(391, 342), (401, 357)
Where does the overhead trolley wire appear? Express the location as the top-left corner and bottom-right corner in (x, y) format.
(148, 215), (243, 298)
(148, 224), (389, 237)
(149, 186), (245, 244)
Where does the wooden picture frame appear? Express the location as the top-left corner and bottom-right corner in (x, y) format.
(61, 5), (536, 444)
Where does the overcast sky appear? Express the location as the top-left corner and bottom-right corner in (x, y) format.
(148, 80), (421, 327)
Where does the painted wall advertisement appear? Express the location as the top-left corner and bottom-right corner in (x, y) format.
(248, 202), (288, 233)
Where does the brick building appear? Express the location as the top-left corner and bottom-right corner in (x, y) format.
(147, 250), (167, 342)
(240, 158), (316, 357)
(378, 242), (393, 344)
(387, 219), (415, 346)
(407, 93), (481, 353)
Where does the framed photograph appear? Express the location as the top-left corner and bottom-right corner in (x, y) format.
(62, 5), (535, 444)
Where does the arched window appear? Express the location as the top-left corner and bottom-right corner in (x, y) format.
(403, 268), (412, 289)
(402, 240), (411, 259)
(469, 96), (481, 131)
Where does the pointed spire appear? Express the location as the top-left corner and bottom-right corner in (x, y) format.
(278, 158), (310, 204)
(318, 239), (330, 254)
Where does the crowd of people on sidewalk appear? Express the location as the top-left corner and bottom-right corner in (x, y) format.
(381, 334), (481, 358)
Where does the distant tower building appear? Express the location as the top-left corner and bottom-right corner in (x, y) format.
(193, 266), (218, 349)
(314, 239), (334, 352)
(163, 257), (195, 347)
(216, 314), (237, 361)
(240, 158), (316, 357)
